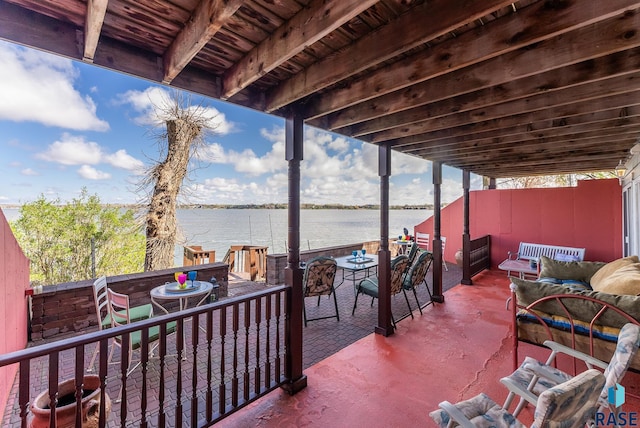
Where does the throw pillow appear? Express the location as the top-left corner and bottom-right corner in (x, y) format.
(538, 256), (605, 283)
(590, 256), (640, 291)
(597, 263), (640, 296)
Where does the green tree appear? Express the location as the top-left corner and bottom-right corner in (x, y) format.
(10, 189), (145, 285)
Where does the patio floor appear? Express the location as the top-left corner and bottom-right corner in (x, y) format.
(4, 266), (639, 426)
(217, 269), (640, 427)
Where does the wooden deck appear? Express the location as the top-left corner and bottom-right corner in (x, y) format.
(217, 269), (640, 427)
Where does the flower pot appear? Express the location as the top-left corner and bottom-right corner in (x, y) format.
(29, 375), (111, 428)
(455, 249), (464, 267)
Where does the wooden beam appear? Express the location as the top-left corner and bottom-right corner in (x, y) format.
(222, 0), (379, 100)
(367, 70), (640, 143)
(264, 0), (514, 112)
(83, 0), (108, 62)
(162, 0), (244, 84)
(304, 1), (640, 122)
(345, 48), (640, 138)
(402, 109), (640, 153)
(390, 91), (640, 149)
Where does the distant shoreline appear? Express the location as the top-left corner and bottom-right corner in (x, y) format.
(1, 203), (437, 210)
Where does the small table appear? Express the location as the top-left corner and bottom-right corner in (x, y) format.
(150, 280), (214, 314)
(394, 240), (412, 255)
(497, 259), (538, 279)
(334, 254), (379, 293)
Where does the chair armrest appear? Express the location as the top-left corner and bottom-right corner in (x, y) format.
(438, 401), (476, 428)
(507, 251), (519, 260)
(520, 362), (571, 385)
(542, 340), (608, 370)
(499, 377), (540, 407)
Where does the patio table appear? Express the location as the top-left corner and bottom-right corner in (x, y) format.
(334, 254), (379, 294)
(150, 280), (214, 314)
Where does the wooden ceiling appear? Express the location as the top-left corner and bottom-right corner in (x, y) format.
(1, 0), (640, 178)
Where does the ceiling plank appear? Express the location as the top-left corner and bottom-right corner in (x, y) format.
(82, 0), (108, 62)
(401, 107), (640, 153)
(368, 70), (640, 143)
(345, 48), (640, 138)
(304, 0), (640, 122)
(221, 0), (379, 100)
(162, 0), (244, 84)
(389, 90), (640, 149)
(264, 0), (514, 112)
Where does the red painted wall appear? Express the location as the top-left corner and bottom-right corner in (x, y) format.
(0, 208), (30, 420)
(415, 178), (623, 266)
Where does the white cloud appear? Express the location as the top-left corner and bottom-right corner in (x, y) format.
(104, 149), (145, 172)
(35, 133), (144, 173)
(0, 41), (109, 131)
(21, 168), (39, 176)
(78, 165), (111, 180)
(36, 134), (103, 165)
(116, 87), (234, 134)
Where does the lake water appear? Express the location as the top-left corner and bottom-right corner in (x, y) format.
(1, 208), (432, 265)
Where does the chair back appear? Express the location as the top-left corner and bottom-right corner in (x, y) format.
(441, 236), (447, 253)
(303, 256), (338, 297)
(107, 288), (132, 328)
(93, 276), (109, 330)
(601, 323), (640, 404)
(406, 242), (420, 267)
(404, 251), (433, 290)
(533, 368), (604, 428)
(390, 255), (410, 295)
(415, 232), (429, 250)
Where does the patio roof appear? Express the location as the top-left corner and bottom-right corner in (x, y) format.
(1, 0), (639, 177)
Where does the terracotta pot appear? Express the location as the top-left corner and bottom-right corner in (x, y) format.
(29, 375), (111, 428)
(455, 249), (464, 267)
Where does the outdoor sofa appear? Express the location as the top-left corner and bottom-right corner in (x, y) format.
(510, 255), (640, 371)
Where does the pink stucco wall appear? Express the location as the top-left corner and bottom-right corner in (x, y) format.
(0, 208), (30, 420)
(415, 178), (623, 266)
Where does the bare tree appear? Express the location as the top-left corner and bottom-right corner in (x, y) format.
(139, 91), (216, 271)
(496, 171), (617, 189)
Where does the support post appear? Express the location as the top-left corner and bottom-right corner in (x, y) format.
(281, 113), (307, 394)
(461, 170), (472, 285)
(376, 143), (393, 336)
(432, 162), (444, 303)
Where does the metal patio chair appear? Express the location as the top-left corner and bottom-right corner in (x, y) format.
(302, 256), (339, 326)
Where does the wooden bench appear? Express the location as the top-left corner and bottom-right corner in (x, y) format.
(498, 242), (586, 279)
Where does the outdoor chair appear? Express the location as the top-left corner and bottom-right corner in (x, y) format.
(402, 250), (433, 315)
(415, 232), (429, 250)
(430, 368), (605, 428)
(88, 276), (153, 372)
(500, 323), (640, 421)
(302, 256), (339, 327)
(352, 255), (410, 327)
(106, 289), (177, 374)
(441, 236), (448, 271)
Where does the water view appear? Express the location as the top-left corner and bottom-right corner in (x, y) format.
(2, 208), (432, 266)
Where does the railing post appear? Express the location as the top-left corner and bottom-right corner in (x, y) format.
(461, 170), (472, 285)
(376, 143), (394, 336)
(281, 112), (307, 394)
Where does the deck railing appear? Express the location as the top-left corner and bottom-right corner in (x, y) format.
(0, 285), (289, 427)
(223, 245), (268, 281)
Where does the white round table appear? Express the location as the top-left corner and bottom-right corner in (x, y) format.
(150, 280), (214, 314)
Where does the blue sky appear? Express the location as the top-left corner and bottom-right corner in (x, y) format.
(0, 40), (481, 206)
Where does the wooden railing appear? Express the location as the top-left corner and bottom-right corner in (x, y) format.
(0, 286), (290, 427)
(183, 246), (216, 266)
(223, 245), (268, 281)
(462, 235), (491, 284)
(469, 235), (491, 277)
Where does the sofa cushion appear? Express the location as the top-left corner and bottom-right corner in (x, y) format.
(590, 256), (640, 291)
(538, 256), (605, 284)
(511, 277), (640, 329)
(596, 263), (640, 296)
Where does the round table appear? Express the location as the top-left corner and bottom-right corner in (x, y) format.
(150, 280), (214, 314)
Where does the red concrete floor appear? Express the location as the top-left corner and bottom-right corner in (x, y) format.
(217, 270), (640, 427)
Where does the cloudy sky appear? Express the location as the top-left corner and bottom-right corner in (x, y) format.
(0, 40), (482, 206)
